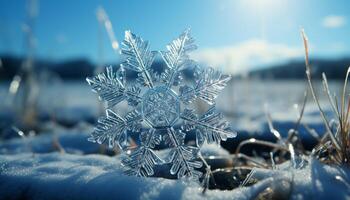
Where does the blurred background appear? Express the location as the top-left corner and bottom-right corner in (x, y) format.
(0, 0), (350, 151)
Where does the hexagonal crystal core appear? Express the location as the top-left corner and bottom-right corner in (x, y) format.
(142, 86), (180, 128)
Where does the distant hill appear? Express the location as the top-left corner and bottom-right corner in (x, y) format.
(1, 55), (350, 81)
(248, 58), (350, 80)
(0, 55), (95, 80)
(0, 55), (192, 81)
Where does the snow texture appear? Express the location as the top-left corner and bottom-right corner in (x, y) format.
(86, 29), (236, 179)
(0, 130), (228, 157)
(0, 131), (99, 155)
(249, 158), (350, 199)
(1, 153), (349, 200)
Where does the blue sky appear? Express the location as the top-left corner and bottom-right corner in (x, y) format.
(1, 0), (350, 73)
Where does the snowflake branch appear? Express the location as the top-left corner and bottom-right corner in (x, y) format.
(122, 129), (162, 177)
(87, 66), (142, 107)
(160, 29), (196, 88)
(181, 107), (236, 145)
(88, 109), (143, 149)
(121, 31), (155, 88)
(166, 127), (202, 179)
(124, 109), (143, 132)
(88, 109), (128, 149)
(180, 67), (231, 105)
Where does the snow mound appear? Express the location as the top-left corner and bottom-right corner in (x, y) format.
(250, 159), (350, 199)
(0, 131), (100, 155)
(0, 153), (270, 200)
(1, 133), (349, 200)
(2, 152), (349, 200)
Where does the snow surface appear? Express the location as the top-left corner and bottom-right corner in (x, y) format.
(0, 152), (264, 200)
(250, 159), (350, 199)
(0, 131), (100, 155)
(0, 131), (282, 200)
(0, 152), (292, 200)
(1, 150), (349, 200)
(0, 130), (229, 156)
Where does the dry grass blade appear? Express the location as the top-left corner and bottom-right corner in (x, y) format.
(240, 169), (256, 187)
(302, 123), (321, 142)
(341, 67), (350, 123)
(339, 68), (350, 163)
(235, 138), (289, 155)
(295, 90), (308, 130)
(265, 105), (282, 142)
(96, 6), (119, 54)
(322, 73), (340, 119)
(288, 143), (297, 168)
(286, 90), (308, 143)
(270, 152), (276, 170)
(199, 153), (216, 194)
(301, 29), (341, 152)
(233, 153), (269, 168)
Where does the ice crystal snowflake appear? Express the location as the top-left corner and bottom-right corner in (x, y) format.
(87, 29), (236, 180)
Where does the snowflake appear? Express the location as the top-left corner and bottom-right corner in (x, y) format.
(87, 29), (236, 180)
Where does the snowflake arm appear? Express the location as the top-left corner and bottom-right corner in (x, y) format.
(122, 129), (162, 177)
(179, 67), (231, 105)
(181, 107), (237, 146)
(160, 29), (197, 87)
(165, 127), (203, 179)
(121, 31), (156, 88)
(124, 109), (143, 132)
(88, 109), (143, 149)
(87, 66), (142, 107)
(88, 109), (128, 149)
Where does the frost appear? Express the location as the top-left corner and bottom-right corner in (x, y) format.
(87, 29), (236, 180)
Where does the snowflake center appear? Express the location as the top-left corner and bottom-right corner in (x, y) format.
(142, 86), (180, 128)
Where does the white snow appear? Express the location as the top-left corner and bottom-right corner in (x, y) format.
(0, 153), (254, 200)
(1, 151), (349, 200)
(0, 131), (100, 155)
(249, 159), (350, 199)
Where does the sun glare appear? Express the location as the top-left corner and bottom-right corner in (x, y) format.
(245, 0), (283, 14)
(236, 0), (287, 39)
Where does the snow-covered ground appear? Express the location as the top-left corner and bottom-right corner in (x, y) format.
(0, 80), (348, 199)
(1, 151), (349, 200)
(0, 130), (99, 155)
